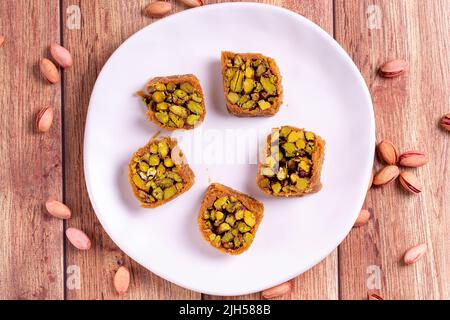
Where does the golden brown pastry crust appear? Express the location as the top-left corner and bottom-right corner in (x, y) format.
(128, 136), (195, 208)
(197, 183), (264, 255)
(256, 126), (325, 197)
(142, 74), (206, 131)
(221, 51), (283, 117)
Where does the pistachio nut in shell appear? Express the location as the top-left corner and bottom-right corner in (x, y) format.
(440, 113), (450, 131)
(404, 243), (427, 265)
(399, 171), (422, 194)
(36, 106), (54, 133)
(379, 59), (409, 78)
(144, 1), (172, 18)
(45, 199), (71, 219)
(262, 281), (292, 299)
(179, 0), (203, 7)
(372, 165), (399, 186)
(114, 266), (130, 294)
(398, 151), (427, 167)
(376, 140), (399, 165)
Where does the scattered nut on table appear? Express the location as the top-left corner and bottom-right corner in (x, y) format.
(50, 43), (73, 68)
(398, 151), (428, 167)
(144, 1), (172, 18)
(399, 171), (422, 194)
(40, 58), (60, 84)
(114, 266), (130, 295)
(377, 139), (399, 165)
(404, 243), (427, 265)
(36, 106), (54, 133)
(354, 209), (371, 227)
(379, 59), (409, 78)
(45, 199), (71, 219)
(373, 165), (399, 186)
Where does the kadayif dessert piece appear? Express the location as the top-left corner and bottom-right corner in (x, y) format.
(138, 74), (206, 130)
(221, 51), (283, 117)
(257, 126), (325, 197)
(198, 183), (264, 255)
(128, 136), (194, 208)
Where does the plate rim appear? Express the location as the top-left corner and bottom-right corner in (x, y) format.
(83, 2), (375, 296)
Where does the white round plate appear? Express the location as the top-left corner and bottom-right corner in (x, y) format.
(84, 3), (374, 296)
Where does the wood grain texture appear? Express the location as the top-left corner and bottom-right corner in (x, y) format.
(203, 0), (338, 301)
(335, 0), (450, 299)
(62, 0), (198, 300)
(0, 0), (63, 299)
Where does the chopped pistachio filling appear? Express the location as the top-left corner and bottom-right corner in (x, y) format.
(260, 127), (317, 194)
(223, 54), (279, 111)
(202, 195), (256, 250)
(143, 81), (204, 128)
(130, 138), (184, 204)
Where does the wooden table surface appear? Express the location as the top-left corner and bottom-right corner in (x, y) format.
(0, 0), (449, 300)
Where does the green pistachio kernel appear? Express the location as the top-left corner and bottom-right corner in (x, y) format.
(155, 111), (169, 124)
(276, 167), (287, 181)
(139, 161), (150, 172)
(187, 100), (204, 115)
(138, 171), (147, 180)
(209, 233), (216, 241)
(149, 144), (158, 154)
(241, 100), (256, 109)
(169, 112), (185, 128)
(152, 187), (163, 200)
(251, 92), (260, 101)
(156, 102), (169, 111)
(245, 66), (255, 79)
(163, 185), (177, 199)
(156, 166), (166, 180)
(132, 174), (149, 191)
(227, 92), (240, 104)
(215, 211), (225, 222)
(210, 210), (216, 221)
(287, 130), (303, 143)
(186, 114), (200, 126)
(152, 91), (165, 103)
(253, 82), (263, 93)
(279, 127), (292, 137)
(169, 105), (188, 118)
(166, 172), (182, 182)
(235, 210), (244, 220)
(180, 82), (194, 94)
(296, 178), (309, 190)
(230, 70), (244, 93)
(299, 159), (311, 173)
(305, 131), (315, 141)
(155, 83), (166, 91)
(265, 156), (277, 168)
(257, 100), (271, 110)
(243, 78), (255, 94)
(156, 178), (174, 188)
(256, 63), (266, 76)
(260, 77), (277, 95)
(163, 157), (174, 167)
(191, 93), (203, 103)
(290, 173), (300, 183)
(148, 154), (160, 166)
(271, 182), (282, 194)
(282, 142), (297, 155)
(243, 211), (256, 227)
(205, 221), (212, 229)
(217, 223), (231, 234)
(225, 214), (236, 227)
(175, 182), (183, 191)
(243, 232), (254, 245)
(214, 196), (228, 210)
(237, 95), (250, 106)
(262, 167), (275, 177)
(233, 236), (241, 247)
(157, 141), (169, 158)
(305, 142), (315, 154)
(166, 82), (176, 92)
(203, 211), (210, 220)
(296, 139), (306, 149)
(174, 89), (187, 99)
(237, 221), (251, 233)
(221, 231), (234, 243)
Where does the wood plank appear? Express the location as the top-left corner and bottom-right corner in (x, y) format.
(62, 0), (199, 300)
(335, 0), (450, 299)
(0, 0), (63, 299)
(204, 0), (337, 300)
